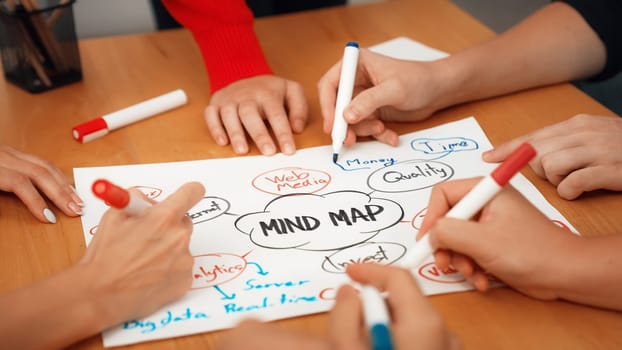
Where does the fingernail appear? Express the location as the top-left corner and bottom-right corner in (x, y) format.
(344, 109), (356, 122)
(68, 201), (83, 216)
(217, 136), (227, 146)
(282, 143), (295, 155)
(43, 208), (57, 224)
(262, 144), (276, 155)
(234, 144), (248, 154)
(292, 120), (305, 133)
(70, 192), (84, 207)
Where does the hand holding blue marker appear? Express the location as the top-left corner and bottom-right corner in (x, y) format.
(331, 42), (360, 163)
(360, 285), (394, 350)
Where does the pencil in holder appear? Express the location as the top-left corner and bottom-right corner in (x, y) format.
(0, 0), (82, 93)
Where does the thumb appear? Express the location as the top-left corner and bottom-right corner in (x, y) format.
(157, 182), (206, 216)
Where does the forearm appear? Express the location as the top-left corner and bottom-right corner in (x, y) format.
(431, 2), (606, 110)
(551, 234), (622, 311)
(162, 0), (273, 93)
(0, 264), (104, 349)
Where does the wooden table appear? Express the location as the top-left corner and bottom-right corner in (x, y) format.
(1, 0), (621, 348)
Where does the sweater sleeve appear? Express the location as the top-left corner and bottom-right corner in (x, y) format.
(162, 0), (273, 93)
(560, 0), (622, 80)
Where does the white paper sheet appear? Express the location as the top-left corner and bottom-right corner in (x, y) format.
(74, 116), (577, 347)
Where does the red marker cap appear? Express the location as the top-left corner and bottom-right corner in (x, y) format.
(92, 179), (130, 209)
(72, 117), (109, 143)
(491, 142), (537, 186)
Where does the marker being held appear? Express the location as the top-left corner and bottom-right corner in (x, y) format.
(331, 42), (359, 163)
(73, 89), (188, 143)
(92, 179), (151, 215)
(360, 285), (394, 350)
(400, 142), (537, 268)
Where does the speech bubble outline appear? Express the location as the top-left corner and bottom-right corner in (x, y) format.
(322, 241), (406, 273)
(410, 137), (479, 156)
(188, 196), (231, 225)
(367, 160), (455, 193)
(191, 252), (248, 289)
(252, 167), (331, 196)
(235, 190), (404, 251)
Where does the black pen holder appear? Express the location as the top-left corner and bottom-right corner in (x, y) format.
(0, 0), (82, 93)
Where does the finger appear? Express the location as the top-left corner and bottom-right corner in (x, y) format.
(0, 150), (80, 216)
(238, 101), (277, 155)
(482, 137), (529, 163)
(483, 118), (580, 163)
(418, 178), (481, 235)
(284, 80), (308, 133)
(523, 134), (586, 179)
(156, 182), (206, 216)
(0, 166), (55, 223)
(261, 99), (296, 155)
(538, 144), (589, 185)
(558, 165), (622, 200)
(373, 128), (399, 147)
(343, 80), (403, 124)
(330, 285), (366, 349)
(450, 253), (476, 277)
(470, 270), (491, 291)
(433, 249), (452, 271)
(220, 104), (249, 154)
(343, 128), (358, 147)
(317, 62), (342, 134)
(204, 105), (229, 146)
(349, 119), (385, 137)
(8, 147), (75, 191)
(347, 263), (427, 325)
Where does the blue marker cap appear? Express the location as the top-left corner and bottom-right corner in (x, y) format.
(346, 41), (359, 48)
(370, 324), (393, 350)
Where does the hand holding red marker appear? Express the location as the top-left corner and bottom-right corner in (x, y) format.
(400, 142), (537, 268)
(92, 179), (152, 215)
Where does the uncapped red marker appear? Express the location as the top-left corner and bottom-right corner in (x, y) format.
(92, 179), (151, 215)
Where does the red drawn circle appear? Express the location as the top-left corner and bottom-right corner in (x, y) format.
(418, 262), (466, 284)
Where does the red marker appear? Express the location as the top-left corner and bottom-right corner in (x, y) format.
(92, 179), (151, 215)
(73, 89), (187, 143)
(400, 142), (537, 268)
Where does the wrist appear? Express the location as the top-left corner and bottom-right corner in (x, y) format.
(548, 234), (622, 309)
(426, 56), (473, 112)
(61, 264), (110, 337)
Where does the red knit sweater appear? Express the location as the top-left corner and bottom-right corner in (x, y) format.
(162, 0), (273, 93)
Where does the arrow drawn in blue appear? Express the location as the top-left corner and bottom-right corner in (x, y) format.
(247, 261), (269, 276)
(213, 285), (236, 300)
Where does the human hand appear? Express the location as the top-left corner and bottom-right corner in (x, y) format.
(337, 263), (460, 350)
(217, 263), (460, 350)
(419, 178), (577, 300)
(0, 145), (83, 223)
(483, 114), (622, 199)
(206, 75), (308, 156)
(78, 182), (205, 326)
(318, 49), (446, 147)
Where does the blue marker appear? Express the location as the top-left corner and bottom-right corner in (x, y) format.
(360, 285), (394, 350)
